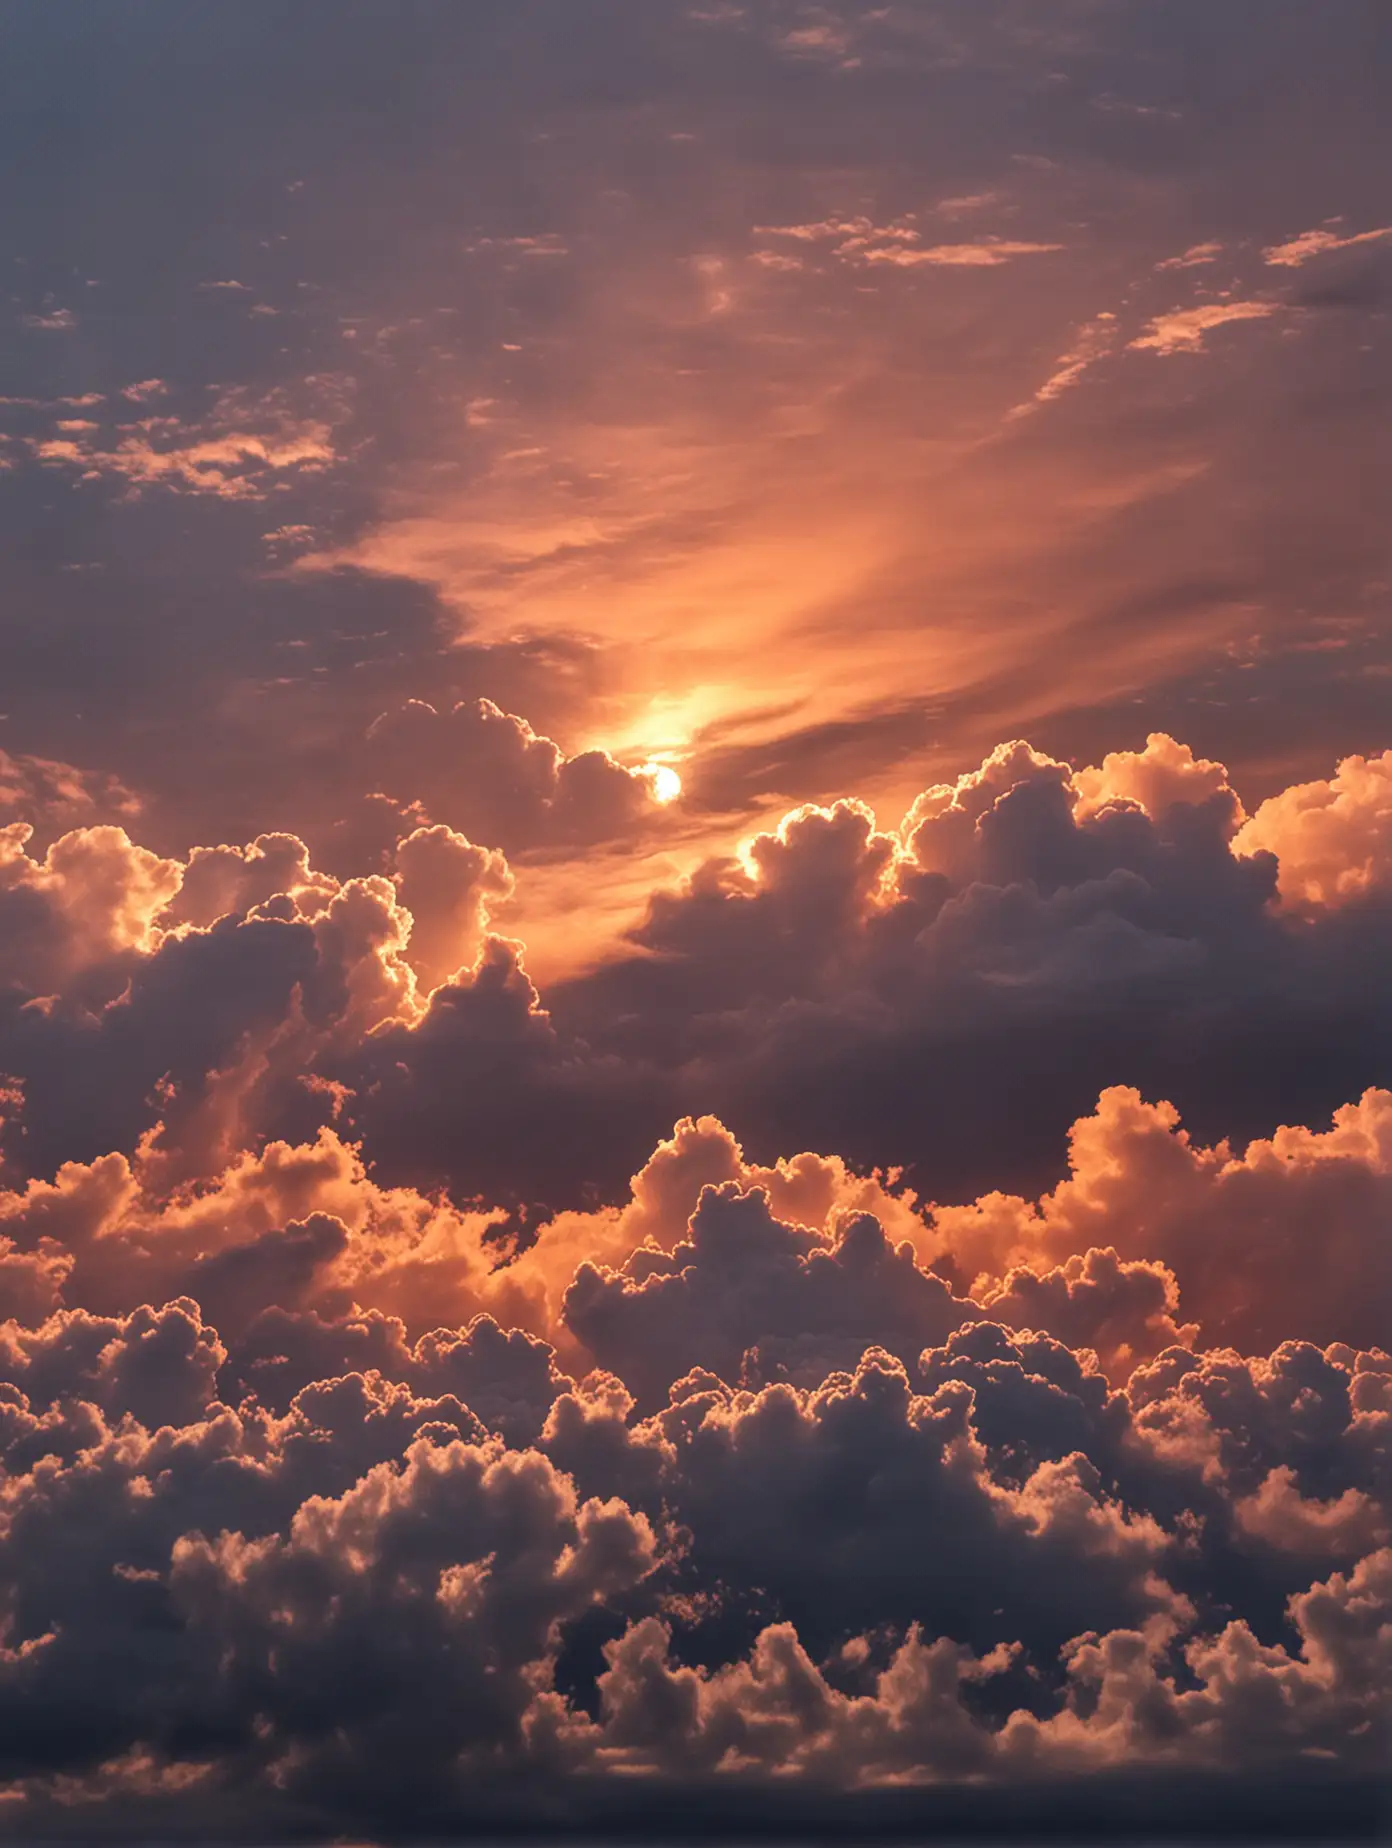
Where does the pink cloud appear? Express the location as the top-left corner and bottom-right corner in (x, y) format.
(1129, 299), (1277, 353)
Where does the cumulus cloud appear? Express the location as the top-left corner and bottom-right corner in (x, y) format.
(163, 832), (339, 931)
(0, 1294), (1381, 1831)
(4, 727), (1389, 1241)
(559, 1544), (1391, 1781)
(0, 823), (181, 994)
(467, 730), (1382, 1214)
(0, 728), (1385, 1827)
(506, 1110), (932, 1336)
(1071, 732), (1239, 828)
(360, 697), (662, 853)
(1234, 750), (1392, 911)
(930, 1084), (1392, 1353)
(392, 823), (514, 989)
(0, 819), (524, 1188)
(0, 1121), (551, 1344)
(564, 1184), (974, 1407)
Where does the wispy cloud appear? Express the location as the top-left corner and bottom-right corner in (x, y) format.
(27, 389), (343, 500)
(933, 192), (1002, 219)
(859, 238), (1063, 268)
(1010, 312), (1119, 417)
(1156, 242), (1222, 271)
(772, 8), (861, 68)
(753, 215), (911, 244)
(1129, 300), (1277, 354)
(752, 217), (1060, 270)
(1263, 223), (1392, 267)
(466, 233), (569, 259)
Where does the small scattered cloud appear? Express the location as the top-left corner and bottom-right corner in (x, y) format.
(262, 523), (317, 556)
(934, 192), (1002, 219)
(20, 308), (76, 331)
(774, 10), (860, 67)
(752, 217), (1061, 270)
(860, 238), (1063, 268)
(1090, 92), (1183, 122)
(26, 388), (343, 501)
(1129, 299), (1277, 354)
(1263, 224), (1392, 267)
(467, 233), (569, 259)
(753, 215), (904, 243)
(1156, 242), (1222, 271)
(1010, 312), (1118, 417)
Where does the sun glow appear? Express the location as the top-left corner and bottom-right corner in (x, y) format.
(642, 762), (683, 804)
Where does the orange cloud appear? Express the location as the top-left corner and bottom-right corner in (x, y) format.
(1263, 224), (1392, 266)
(930, 1085), (1392, 1352)
(1234, 750), (1392, 910)
(1129, 300), (1277, 353)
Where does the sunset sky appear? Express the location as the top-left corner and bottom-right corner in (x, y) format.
(0, 2), (1388, 1837)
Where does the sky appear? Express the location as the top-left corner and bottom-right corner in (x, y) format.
(0, 1), (1389, 1837)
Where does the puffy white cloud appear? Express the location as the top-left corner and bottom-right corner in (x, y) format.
(392, 823), (513, 990)
(930, 1085), (1392, 1353)
(0, 823), (181, 992)
(1072, 732), (1239, 830)
(1234, 750), (1392, 911)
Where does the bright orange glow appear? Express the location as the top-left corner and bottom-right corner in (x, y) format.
(643, 763), (683, 805)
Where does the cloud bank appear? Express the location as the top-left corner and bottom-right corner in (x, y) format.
(0, 725), (1386, 1835)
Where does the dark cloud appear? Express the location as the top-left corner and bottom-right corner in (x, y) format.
(335, 736), (1392, 1219)
(362, 696), (662, 857)
(564, 1183), (975, 1408)
(0, 1278), (1383, 1832)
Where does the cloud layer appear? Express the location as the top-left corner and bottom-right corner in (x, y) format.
(0, 725), (1386, 1833)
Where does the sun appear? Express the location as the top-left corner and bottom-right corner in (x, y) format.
(642, 762), (683, 804)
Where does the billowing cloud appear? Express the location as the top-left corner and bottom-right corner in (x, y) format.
(0, 823), (181, 993)
(0, 777), (1387, 1829)
(2, 868), (1390, 1825)
(360, 697), (664, 854)
(1234, 750), (1392, 912)
(0, 1271), (1383, 1832)
(930, 1084), (1392, 1353)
